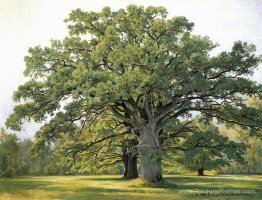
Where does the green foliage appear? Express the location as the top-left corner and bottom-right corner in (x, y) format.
(7, 4), (262, 133)
(0, 128), (68, 177)
(176, 122), (247, 174)
(219, 127), (262, 174)
(52, 115), (131, 175)
(0, 128), (19, 177)
(5, 5), (262, 179)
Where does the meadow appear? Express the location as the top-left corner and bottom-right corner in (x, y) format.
(0, 175), (261, 200)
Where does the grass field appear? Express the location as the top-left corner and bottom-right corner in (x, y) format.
(0, 175), (261, 200)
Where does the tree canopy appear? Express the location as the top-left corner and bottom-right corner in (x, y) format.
(176, 122), (247, 176)
(6, 5), (262, 182)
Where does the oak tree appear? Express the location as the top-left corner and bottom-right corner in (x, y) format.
(6, 5), (262, 182)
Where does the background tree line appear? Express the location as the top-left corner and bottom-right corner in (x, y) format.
(0, 128), (66, 177)
(1, 123), (261, 178)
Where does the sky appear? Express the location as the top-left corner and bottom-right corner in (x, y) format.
(0, 0), (261, 139)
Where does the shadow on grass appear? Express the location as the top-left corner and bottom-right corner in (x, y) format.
(128, 175), (261, 191)
(46, 180), (260, 200)
(45, 186), (130, 193)
(1, 175), (261, 200)
(78, 177), (126, 182)
(46, 186), (162, 200)
(165, 176), (261, 189)
(0, 178), (56, 193)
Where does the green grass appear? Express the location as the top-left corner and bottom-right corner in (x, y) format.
(0, 175), (261, 200)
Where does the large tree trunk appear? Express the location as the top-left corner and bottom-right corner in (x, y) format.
(198, 168), (204, 176)
(137, 124), (163, 183)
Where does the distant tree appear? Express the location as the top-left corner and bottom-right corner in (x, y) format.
(17, 139), (32, 175)
(177, 123), (247, 176)
(219, 96), (262, 174)
(6, 5), (262, 182)
(243, 138), (262, 173)
(0, 128), (19, 177)
(0, 127), (69, 176)
(244, 97), (262, 173)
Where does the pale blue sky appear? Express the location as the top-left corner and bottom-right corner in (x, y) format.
(0, 0), (261, 138)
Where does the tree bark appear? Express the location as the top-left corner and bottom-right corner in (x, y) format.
(125, 154), (138, 178)
(122, 140), (138, 179)
(137, 124), (163, 183)
(122, 147), (128, 177)
(198, 168), (204, 176)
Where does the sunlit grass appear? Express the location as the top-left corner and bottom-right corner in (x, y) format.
(0, 175), (261, 200)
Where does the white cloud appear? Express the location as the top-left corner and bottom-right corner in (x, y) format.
(0, 0), (261, 138)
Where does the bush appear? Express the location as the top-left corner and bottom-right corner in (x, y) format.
(1, 167), (16, 177)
